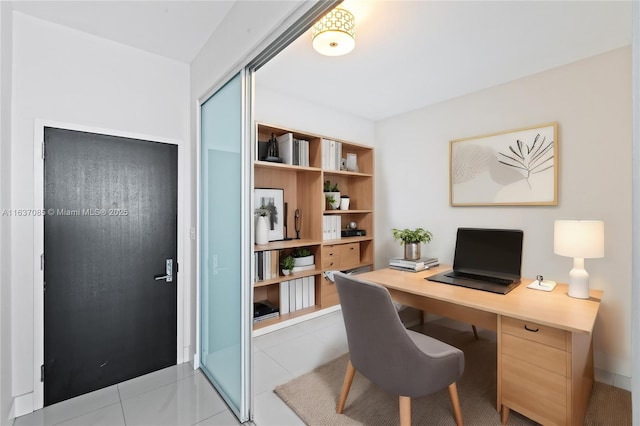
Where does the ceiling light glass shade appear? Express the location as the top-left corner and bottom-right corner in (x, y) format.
(312, 8), (355, 56)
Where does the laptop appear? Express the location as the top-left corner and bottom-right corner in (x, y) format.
(428, 228), (524, 294)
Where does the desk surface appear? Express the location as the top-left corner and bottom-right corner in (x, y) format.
(357, 265), (602, 334)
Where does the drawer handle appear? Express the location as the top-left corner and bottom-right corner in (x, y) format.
(350, 247), (355, 250)
(524, 325), (540, 333)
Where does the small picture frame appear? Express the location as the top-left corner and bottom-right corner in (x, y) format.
(255, 188), (285, 241)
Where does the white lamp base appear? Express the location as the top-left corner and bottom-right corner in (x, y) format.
(568, 257), (590, 299)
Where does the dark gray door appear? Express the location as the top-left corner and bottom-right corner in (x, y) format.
(43, 127), (178, 406)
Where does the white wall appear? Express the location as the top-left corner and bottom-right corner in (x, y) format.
(376, 47), (632, 378)
(255, 86), (375, 145)
(10, 12), (190, 414)
(0, 2), (13, 424)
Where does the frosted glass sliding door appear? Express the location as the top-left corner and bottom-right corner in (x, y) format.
(199, 71), (251, 422)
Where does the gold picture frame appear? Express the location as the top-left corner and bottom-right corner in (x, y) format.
(450, 122), (558, 206)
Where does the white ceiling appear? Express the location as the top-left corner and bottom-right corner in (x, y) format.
(258, 0), (633, 121)
(10, 0), (236, 63)
(10, 1), (633, 121)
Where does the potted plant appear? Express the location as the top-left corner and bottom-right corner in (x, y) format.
(280, 255), (295, 276)
(324, 180), (340, 210)
(392, 227), (433, 260)
(255, 206), (270, 245)
(293, 247), (314, 267)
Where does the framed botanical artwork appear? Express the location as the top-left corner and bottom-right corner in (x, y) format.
(255, 188), (284, 241)
(450, 123), (558, 206)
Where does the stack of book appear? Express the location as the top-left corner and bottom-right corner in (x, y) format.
(253, 300), (279, 323)
(322, 215), (342, 240)
(389, 257), (439, 272)
(321, 138), (342, 170)
(277, 133), (309, 167)
(279, 276), (316, 314)
(254, 250), (279, 282)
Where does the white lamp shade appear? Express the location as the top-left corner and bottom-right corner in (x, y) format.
(554, 220), (604, 259)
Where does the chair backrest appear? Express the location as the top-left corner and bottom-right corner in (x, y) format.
(334, 272), (462, 396)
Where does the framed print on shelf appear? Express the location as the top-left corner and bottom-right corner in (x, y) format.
(450, 122), (558, 206)
(255, 188), (284, 241)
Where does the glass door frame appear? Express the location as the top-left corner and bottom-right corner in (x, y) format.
(195, 2), (341, 422)
(196, 68), (253, 421)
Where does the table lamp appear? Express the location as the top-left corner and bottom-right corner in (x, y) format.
(554, 220), (604, 299)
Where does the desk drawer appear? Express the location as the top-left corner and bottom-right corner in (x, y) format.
(322, 245), (341, 269)
(502, 317), (567, 350)
(339, 243), (360, 268)
(502, 354), (567, 425)
(502, 333), (567, 376)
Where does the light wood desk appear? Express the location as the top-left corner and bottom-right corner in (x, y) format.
(357, 265), (603, 426)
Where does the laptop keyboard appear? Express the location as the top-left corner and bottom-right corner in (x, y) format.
(446, 271), (514, 286)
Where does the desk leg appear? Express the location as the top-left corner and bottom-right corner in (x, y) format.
(501, 406), (510, 425)
(496, 315), (502, 413)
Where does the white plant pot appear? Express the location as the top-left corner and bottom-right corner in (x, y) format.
(325, 192), (340, 210)
(255, 216), (269, 245)
(340, 197), (350, 210)
(294, 255), (314, 267)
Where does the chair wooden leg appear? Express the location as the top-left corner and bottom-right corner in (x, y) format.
(448, 382), (463, 426)
(336, 360), (356, 413)
(399, 396), (411, 426)
(471, 325), (479, 340)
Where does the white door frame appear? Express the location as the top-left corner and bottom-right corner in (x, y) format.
(32, 119), (187, 410)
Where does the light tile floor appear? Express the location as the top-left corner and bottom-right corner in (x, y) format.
(13, 309), (627, 425)
(13, 310), (347, 426)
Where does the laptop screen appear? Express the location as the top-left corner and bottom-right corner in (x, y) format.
(453, 228), (523, 277)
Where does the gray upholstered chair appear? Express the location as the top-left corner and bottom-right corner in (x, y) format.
(334, 272), (465, 426)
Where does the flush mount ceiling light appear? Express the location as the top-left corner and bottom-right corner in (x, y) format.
(312, 8), (355, 56)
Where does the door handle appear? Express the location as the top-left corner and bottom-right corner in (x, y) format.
(154, 259), (173, 283)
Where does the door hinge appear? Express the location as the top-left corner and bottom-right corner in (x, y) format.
(40, 253), (44, 271)
(41, 364), (45, 382)
(41, 141), (45, 160)
(176, 262), (179, 273)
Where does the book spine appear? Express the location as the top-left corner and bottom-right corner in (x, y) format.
(389, 258), (438, 267)
(302, 276), (309, 309)
(389, 259), (423, 266)
(280, 280), (289, 315)
(389, 262), (423, 271)
(288, 279), (296, 312)
(308, 275), (315, 306)
(295, 278), (303, 311)
(389, 265), (425, 272)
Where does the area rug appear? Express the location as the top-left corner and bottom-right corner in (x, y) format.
(274, 324), (631, 425)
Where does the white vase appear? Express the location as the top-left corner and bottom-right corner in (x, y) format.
(340, 197), (350, 210)
(256, 216), (269, 245)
